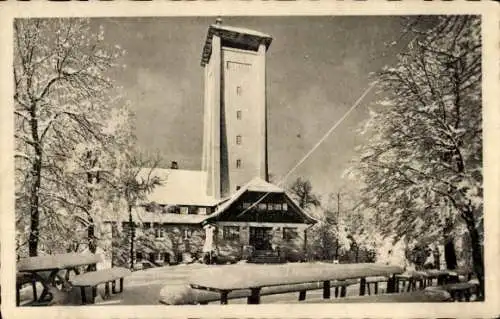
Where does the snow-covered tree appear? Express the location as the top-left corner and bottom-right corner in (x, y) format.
(306, 192), (362, 262)
(287, 177), (321, 211)
(14, 18), (131, 257)
(111, 153), (162, 269)
(348, 15), (483, 295)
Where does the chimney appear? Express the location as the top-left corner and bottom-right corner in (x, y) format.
(215, 17), (222, 25)
(170, 161), (178, 169)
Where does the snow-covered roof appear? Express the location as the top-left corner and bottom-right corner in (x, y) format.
(202, 177), (317, 224)
(246, 177), (283, 193)
(188, 263), (404, 291)
(18, 253), (102, 272)
(138, 168), (218, 206)
(126, 210), (207, 225)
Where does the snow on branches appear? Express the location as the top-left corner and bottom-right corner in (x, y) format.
(348, 15), (483, 289)
(14, 18), (135, 257)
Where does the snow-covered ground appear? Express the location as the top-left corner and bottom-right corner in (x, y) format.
(18, 263), (386, 306)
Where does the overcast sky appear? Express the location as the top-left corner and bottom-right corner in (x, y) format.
(96, 16), (411, 198)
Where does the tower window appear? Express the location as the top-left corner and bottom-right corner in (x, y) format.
(223, 226), (240, 240)
(236, 185), (241, 191)
(236, 159), (241, 168)
(236, 86), (242, 96)
(236, 135), (242, 145)
(236, 110), (242, 120)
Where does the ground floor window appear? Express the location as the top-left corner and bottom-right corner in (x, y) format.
(155, 252), (163, 262)
(162, 252), (170, 263)
(183, 228), (193, 240)
(154, 223), (164, 238)
(148, 253), (155, 262)
(223, 226), (240, 240)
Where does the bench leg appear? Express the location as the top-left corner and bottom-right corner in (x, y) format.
(220, 291), (229, 305)
(119, 278), (124, 293)
(464, 289), (471, 302)
(112, 280), (117, 294)
(386, 276), (394, 293)
(81, 287), (87, 304)
(248, 288), (261, 304)
(16, 284), (20, 306)
(359, 278), (366, 296)
(65, 269), (71, 282)
(104, 282), (110, 299)
(385, 279), (390, 294)
(323, 281), (331, 299)
(340, 285), (347, 297)
(438, 274), (446, 285)
(298, 290), (306, 301)
(32, 279), (37, 301)
(91, 286), (97, 304)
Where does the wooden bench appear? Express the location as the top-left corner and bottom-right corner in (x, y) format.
(159, 279), (359, 305)
(186, 263), (403, 304)
(426, 281), (479, 302)
(424, 269), (468, 286)
(302, 289), (452, 303)
(70, 267), (131, 304)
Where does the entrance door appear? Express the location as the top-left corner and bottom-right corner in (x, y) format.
(249, 227), (272, 250)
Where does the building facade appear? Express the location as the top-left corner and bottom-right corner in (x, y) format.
(104, 20), (316, 267)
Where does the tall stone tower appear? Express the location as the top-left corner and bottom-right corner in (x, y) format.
(201, 19), (273, 199)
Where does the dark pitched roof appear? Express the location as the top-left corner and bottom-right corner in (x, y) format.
(202, 177), (317, 224)
(201, 24), (273, 66)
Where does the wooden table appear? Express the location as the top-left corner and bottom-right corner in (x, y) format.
(188, 263), (404, 304)
(17, 253), (102, 306)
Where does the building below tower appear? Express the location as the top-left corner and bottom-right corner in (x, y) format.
(103, 168), (316, 267)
